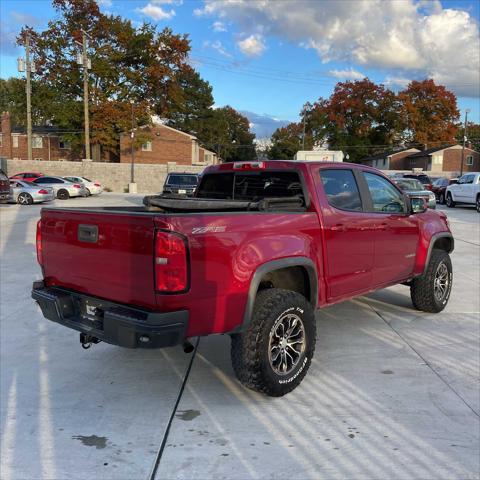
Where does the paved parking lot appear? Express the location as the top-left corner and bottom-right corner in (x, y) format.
(1, 194), (479, 480)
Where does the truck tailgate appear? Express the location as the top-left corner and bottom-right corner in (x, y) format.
(41, 209), (156, 309)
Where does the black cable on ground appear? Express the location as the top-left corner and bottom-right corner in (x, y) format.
(148, 337), (200, 480)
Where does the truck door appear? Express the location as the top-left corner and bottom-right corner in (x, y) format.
(360, 171), (420, 286)
(461, 174), (476, 202)
(314, 168), (375, 301)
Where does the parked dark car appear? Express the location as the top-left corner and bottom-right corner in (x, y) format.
(432, 177), (458, 204)
(162, 173), (199, 196)
(394, 178), (436, 209)
(0, 169), (10, 203)
(402, 173), (433, 191)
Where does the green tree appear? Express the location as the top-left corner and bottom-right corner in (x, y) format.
(267, 123), (304, 159)
(20, 0), (192, 156)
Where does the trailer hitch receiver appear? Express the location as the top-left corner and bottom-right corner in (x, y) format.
(80, 333), (101, 349)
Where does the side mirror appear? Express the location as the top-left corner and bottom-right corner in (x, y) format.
(410, 197), (427, 214)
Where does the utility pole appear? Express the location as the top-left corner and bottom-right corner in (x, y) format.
(76, 30), (91, 160)
(130, 100), (135, 184)
(18, 34), (34, 160)
(82, 30), (91, 160)
(302, 112), (306, 151)
(460, 109), (470, 177)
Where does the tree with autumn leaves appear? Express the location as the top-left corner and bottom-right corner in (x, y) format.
(6, 0), (255, 161)
(268, 78), (461, 162)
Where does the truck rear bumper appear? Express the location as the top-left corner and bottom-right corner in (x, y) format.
(32, 282), (188, 349)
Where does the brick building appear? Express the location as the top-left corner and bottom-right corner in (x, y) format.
(119, 120), (218, 166)
(0, 112), (77, 161)
(406, 145), (479, 173)
(360, 148), (421, 169)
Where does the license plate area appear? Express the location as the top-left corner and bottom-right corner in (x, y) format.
(77, 297), (105, 328)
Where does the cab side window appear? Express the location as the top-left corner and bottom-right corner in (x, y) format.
(320, 169), (362, 211)
(364, 172), (406, 213)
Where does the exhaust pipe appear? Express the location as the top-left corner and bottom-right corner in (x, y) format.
(183, 339), (194, 353)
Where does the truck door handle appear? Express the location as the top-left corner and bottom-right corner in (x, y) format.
(376, 223), (387, 231)
(78, 224), (98, 243)
(331, 224), (346, 232)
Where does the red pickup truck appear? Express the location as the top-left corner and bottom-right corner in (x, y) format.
(32, 161), (454, 396)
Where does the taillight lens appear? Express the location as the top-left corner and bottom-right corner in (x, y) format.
(154, 231), (188, 292)
(94, 182), (101, 187)
(73, 184), (81, 189)
(38, 189), (48, 194)
(36, 220), (43, 266)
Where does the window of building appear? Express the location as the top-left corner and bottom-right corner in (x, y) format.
(141, 141), (152, 151)
(363, 172), (406, 213)
(466, 155), (473, 166)
(32, 136), (43, 148)
(12, 135), (19, 148)
(432, 155), (443, 165)
(34, 157), (43, 161)
(204, 153), (212, 164)
(320, 169), (363, 212)
(59, 138), (71, 149)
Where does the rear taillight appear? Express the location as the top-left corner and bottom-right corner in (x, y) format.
(38, 189), (48, 194)
(94, 182), (101, 187)
(36, 220), (43, 266)
(73, 184), (81, 189)
(154, 231), (188, 292)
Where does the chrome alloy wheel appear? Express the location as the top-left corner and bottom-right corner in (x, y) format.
(434, 262), (450, 301)
(268, 312), (306, 375)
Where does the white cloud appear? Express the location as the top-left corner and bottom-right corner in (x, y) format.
(329, 68), (365, 80)
(151, 0), (183, 4)
(213, 21), (227, 32)
(11, 11), (41, 25)
(203, 40), (232, 58)
(237, 34), (266, 57)
(97, 0), (113, 7)
(196, 0), (480, 96)
(139, 3), (175, 20)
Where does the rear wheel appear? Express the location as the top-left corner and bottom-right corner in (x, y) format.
(476, 195), (480, 213)
(17, 192), (33, 205)
(57, 189), (69, 200)
(231, 288), (316, 397)
(86, 188), (91, 196)
(411, 249), (452, 313)
(446, 193), (455, 208)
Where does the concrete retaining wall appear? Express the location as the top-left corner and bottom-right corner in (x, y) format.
(4, 159), (206, 193)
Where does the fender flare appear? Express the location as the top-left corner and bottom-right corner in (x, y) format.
(422, 232), (454, 275)
(240, 257), (318, 330)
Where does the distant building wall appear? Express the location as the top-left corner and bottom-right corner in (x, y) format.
(5, 159), (205, 193)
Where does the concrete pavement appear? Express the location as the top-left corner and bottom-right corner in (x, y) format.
(0, 194), (478, 479)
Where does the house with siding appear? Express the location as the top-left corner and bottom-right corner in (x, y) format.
(359, 148), (420, 169)
(405, 145), (479, 173)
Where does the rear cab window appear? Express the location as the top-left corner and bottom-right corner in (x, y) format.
(196, 171), (304, 201)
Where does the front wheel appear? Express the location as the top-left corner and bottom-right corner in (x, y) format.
(439, 192), (445, 205)
(446, 193), (455, 208)
(86, 188), (91, 196)
(231, 288), (316, 397)
(17, 192), (33, 205)
(476, 195), (480, 213)
(410, 249), (452, 313)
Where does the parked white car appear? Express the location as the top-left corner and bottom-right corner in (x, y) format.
(64, 176), (103, 196)
(33, 176), (88, 200)
(445, 172), (480, 212)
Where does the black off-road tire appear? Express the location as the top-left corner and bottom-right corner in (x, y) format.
(446, 193), (455, 208)
(231, 288), (316, 397)
(410, 249), (452, 313)
(57, 189), (69, 200)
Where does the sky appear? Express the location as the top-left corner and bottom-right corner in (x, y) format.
(1, 0), (479, 138)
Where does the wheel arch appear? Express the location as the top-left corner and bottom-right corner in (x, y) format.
(422, 232), (454, 275)
(241, 257), (318, 329)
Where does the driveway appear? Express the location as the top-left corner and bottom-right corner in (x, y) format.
(1, 195), (478, 479)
